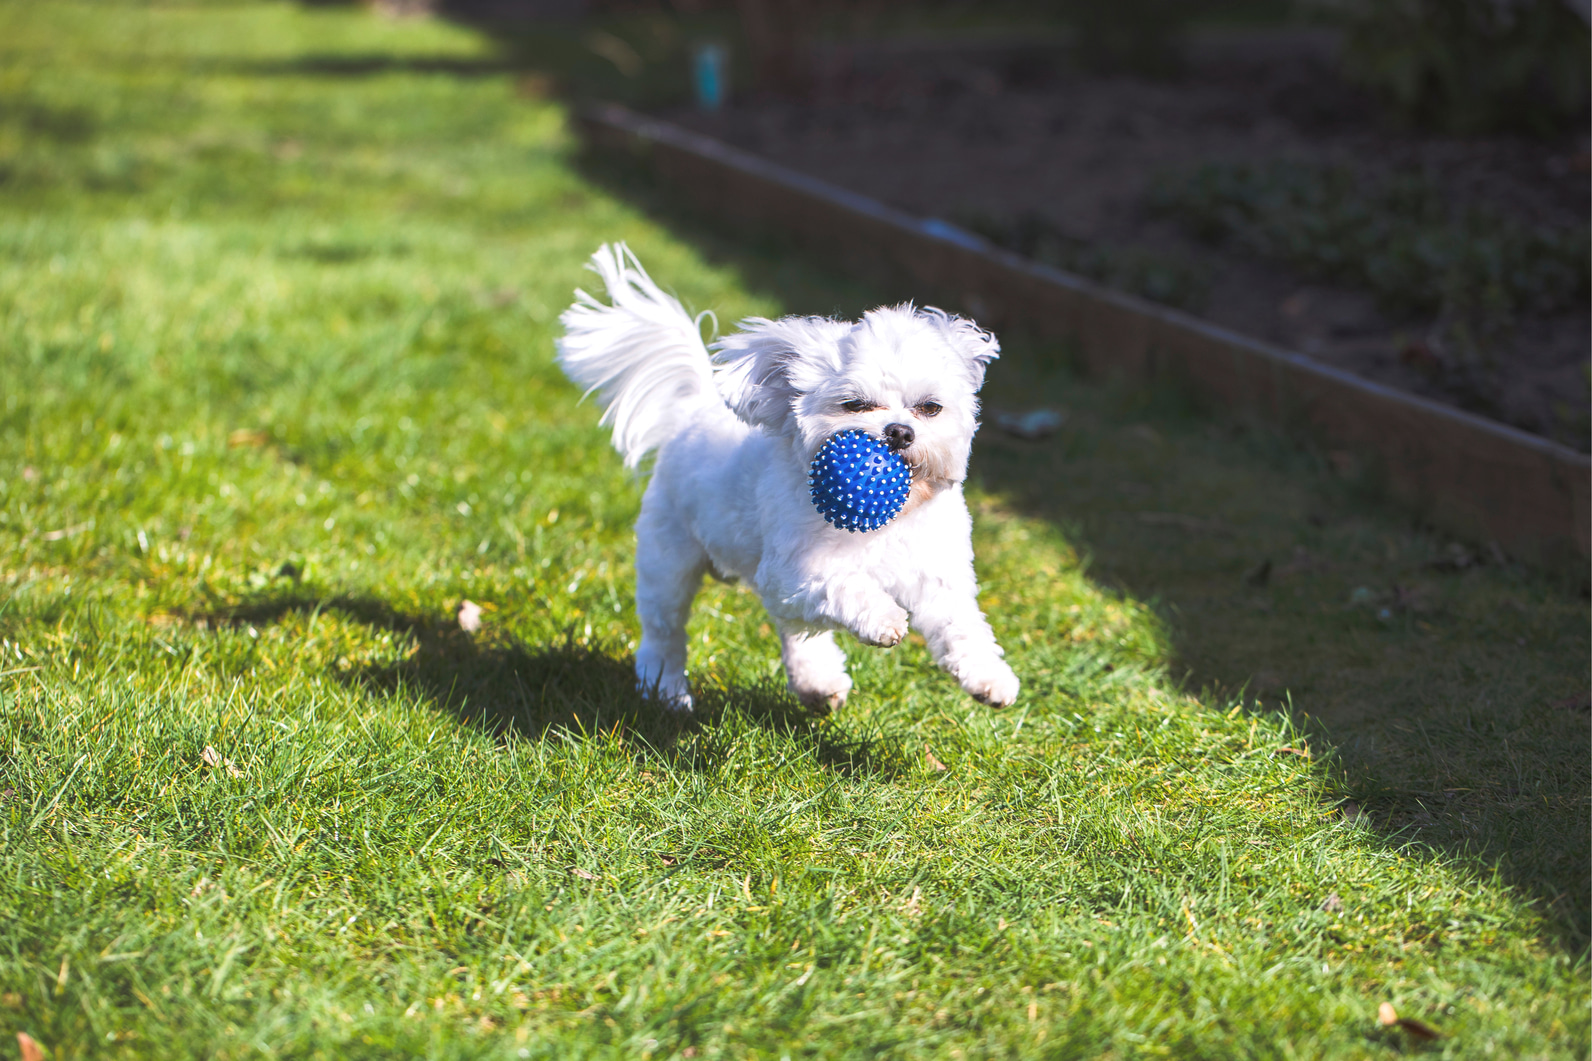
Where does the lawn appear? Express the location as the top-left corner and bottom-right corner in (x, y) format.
(0, 2), (1587, 1058)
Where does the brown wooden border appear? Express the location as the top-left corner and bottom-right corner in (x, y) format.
(577, 103), (1590, 563)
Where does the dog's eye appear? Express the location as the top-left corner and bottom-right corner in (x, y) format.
(915, 401), (943, 418)
(841, 398), (877, 413)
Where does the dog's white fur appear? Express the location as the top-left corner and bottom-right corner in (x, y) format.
(557, 244), (1019, 712)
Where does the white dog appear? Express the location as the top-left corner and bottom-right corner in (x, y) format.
(556, 244), (1019, 713)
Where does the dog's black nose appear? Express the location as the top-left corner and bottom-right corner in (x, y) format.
(883, 422), (915, 450)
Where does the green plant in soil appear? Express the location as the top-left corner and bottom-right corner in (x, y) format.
(1304, 0), (1591, 136)
(1, 3), (1587, 1059)
(1151, 158), (1591, 428)
(1152, 160), (1590, 327)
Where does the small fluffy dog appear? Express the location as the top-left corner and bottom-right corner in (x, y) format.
(557, 244), (1018, 713)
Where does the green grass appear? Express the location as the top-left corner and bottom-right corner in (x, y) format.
(1, 3), (1588, 1058)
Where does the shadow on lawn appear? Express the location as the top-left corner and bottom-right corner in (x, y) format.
(564, 145), (1591, 950)
(198, 595), (913, 781)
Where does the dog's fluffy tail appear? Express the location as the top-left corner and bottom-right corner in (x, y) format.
(556, 243), (718, 468)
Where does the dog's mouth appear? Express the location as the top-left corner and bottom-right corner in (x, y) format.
(896, 447), (951, 487)
(805, 426), (960, 488)
(892, 436), (968, 489)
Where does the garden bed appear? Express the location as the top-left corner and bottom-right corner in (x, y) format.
(659, 27), (1591, 450)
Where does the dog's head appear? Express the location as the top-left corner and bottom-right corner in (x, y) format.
(713, 305), (998, 486)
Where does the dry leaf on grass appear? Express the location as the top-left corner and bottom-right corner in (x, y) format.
(41, 521), (91, 542)
(17, 1032), (45, 1061)
(200, 746), (244, 778)
(1378, 1002), (1441, 1040)
(924, 745), (948, 772)
(457, 599), (483, 633)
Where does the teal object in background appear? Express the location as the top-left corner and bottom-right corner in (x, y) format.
(692, 42), (727, 112)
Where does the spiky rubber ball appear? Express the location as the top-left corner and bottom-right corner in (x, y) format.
(808, 429), (912, 533)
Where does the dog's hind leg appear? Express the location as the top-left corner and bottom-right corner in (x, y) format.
(778, 624), (852, 713)
(633, 524), (706, 711)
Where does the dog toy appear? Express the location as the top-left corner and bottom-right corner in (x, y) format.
(808, 429), (912, 532)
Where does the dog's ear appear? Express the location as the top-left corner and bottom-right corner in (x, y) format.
(713, 316), (847, 432)
(919, 306), (1000, 389)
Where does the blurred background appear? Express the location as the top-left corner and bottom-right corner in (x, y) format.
(407, 0), (1591, 450)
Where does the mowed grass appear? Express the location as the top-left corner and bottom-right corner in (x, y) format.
(0, 3), (1587, 1059)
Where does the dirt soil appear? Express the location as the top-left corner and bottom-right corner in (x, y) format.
(661, 28), (1591, 451)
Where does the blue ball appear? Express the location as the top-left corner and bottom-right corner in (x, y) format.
(808, 429), (912, 533)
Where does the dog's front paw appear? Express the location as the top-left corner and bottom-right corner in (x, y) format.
(793, 679), (850, 715)
(957, 657), (1019, 708)
(854, 604), (910, 649)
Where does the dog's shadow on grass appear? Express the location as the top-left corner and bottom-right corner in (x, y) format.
(197, 594), (912, 779)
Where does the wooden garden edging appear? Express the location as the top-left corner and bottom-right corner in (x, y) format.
(577, 103), (1590, 563)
